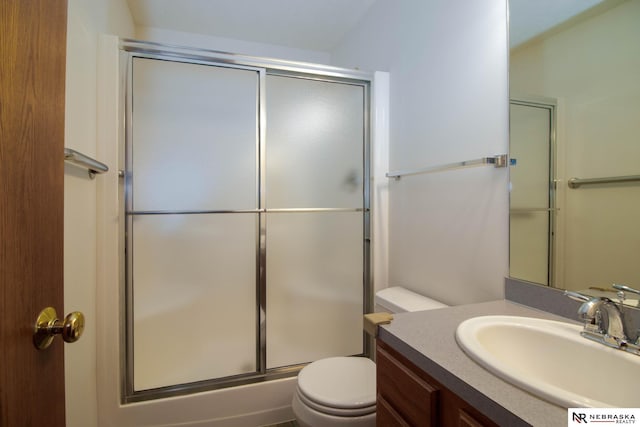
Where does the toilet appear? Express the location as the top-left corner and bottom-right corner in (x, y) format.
(292, 286), (448, 426)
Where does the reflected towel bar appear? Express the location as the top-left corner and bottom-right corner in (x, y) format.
(510, 208), (559, 213)
(386, 154), (511, 180)
(64, 148), (109, 179)
(568, 174), (640, 189)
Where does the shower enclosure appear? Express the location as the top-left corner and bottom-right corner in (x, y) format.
(509, 98), (557, 287)
(120, 41), (372, 402)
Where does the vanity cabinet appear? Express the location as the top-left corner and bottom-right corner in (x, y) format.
(377, 340), (498, 427)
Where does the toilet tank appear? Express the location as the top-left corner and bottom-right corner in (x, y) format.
(374, 286), (448, 313)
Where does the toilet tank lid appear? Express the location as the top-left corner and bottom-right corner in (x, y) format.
(375, 286), (448, 313)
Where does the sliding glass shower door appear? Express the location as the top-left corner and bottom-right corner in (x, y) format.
(124, 51), (369, 401)
(265, 75), (365, 368)
(129, 58), (260, 391)
(509, 100), (555, 286)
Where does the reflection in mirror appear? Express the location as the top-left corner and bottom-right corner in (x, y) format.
(509, 98), (555, 287)
(508, 0), (640, 302)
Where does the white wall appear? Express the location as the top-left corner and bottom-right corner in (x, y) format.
(64, 1), (134, 427)
(510, 0), (640, 291)
(331, 0), (510, 305)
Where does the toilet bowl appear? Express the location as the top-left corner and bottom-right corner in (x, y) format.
(292, 357), (376, 427)
(292, 287), (447, 426)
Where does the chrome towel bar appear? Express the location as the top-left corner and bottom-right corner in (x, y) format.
(386, 154), (511, 180)
(510, 208), (559, 213)
(568, 174), (640, 189)
(64, 148), (109, 179)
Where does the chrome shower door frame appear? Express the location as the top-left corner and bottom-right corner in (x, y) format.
(120, 39), (373, 403)
(509, 96), (558, 288)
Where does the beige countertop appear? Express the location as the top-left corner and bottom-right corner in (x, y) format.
(379, 299), (576, 427)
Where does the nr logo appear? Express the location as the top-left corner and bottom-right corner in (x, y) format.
(573, 412), (588, 423)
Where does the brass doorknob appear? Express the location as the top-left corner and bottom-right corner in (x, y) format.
(33, 307), (85, 350)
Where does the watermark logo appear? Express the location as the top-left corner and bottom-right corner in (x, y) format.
(568, 408), (639, 426)
(572, 412), (587, 423)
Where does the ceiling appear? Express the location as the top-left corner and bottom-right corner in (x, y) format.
(126, 0), (609, 53)
(509, 0), (606, 48)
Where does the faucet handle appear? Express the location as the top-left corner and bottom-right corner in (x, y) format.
(613, 283), (640, 296)
(563, 290), (591, 302)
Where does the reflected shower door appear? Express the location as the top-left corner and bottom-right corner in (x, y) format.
(129, 58), (259, 391)
(509, 101), (553, 286)
(265, 75), (365, 368)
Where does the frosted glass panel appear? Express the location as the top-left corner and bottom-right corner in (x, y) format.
(266, 212), (363, 368)
(510, 212), (549, 285)
(510, 104), (550, 209)
(132, 58), (258, 211)
(132, 214), (257, 390)
(266, 76), (364, 208)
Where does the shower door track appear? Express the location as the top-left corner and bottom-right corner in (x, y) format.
(120, 40), (373, 403)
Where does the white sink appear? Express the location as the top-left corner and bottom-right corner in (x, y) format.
(455, 315), (640, 408)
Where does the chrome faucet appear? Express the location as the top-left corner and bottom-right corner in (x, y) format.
(564, 288), (640, 354)
(586, 297), (627, 347)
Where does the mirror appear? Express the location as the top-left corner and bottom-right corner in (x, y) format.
(508, 0), (640, 303)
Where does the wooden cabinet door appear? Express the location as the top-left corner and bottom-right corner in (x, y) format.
(1, 1), (68, 426)
(377, 342), (439, 426)
(377, 340), (500, 427)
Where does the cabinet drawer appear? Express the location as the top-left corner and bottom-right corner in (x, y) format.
(377, 343), (439, 426)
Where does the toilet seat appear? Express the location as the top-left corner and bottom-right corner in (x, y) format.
(292, 390), (376, 427)
(296, 356), (376, 416)
(296, 386), (376, 417)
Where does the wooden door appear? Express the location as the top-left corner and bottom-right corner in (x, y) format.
(0, 1), (68, 426)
